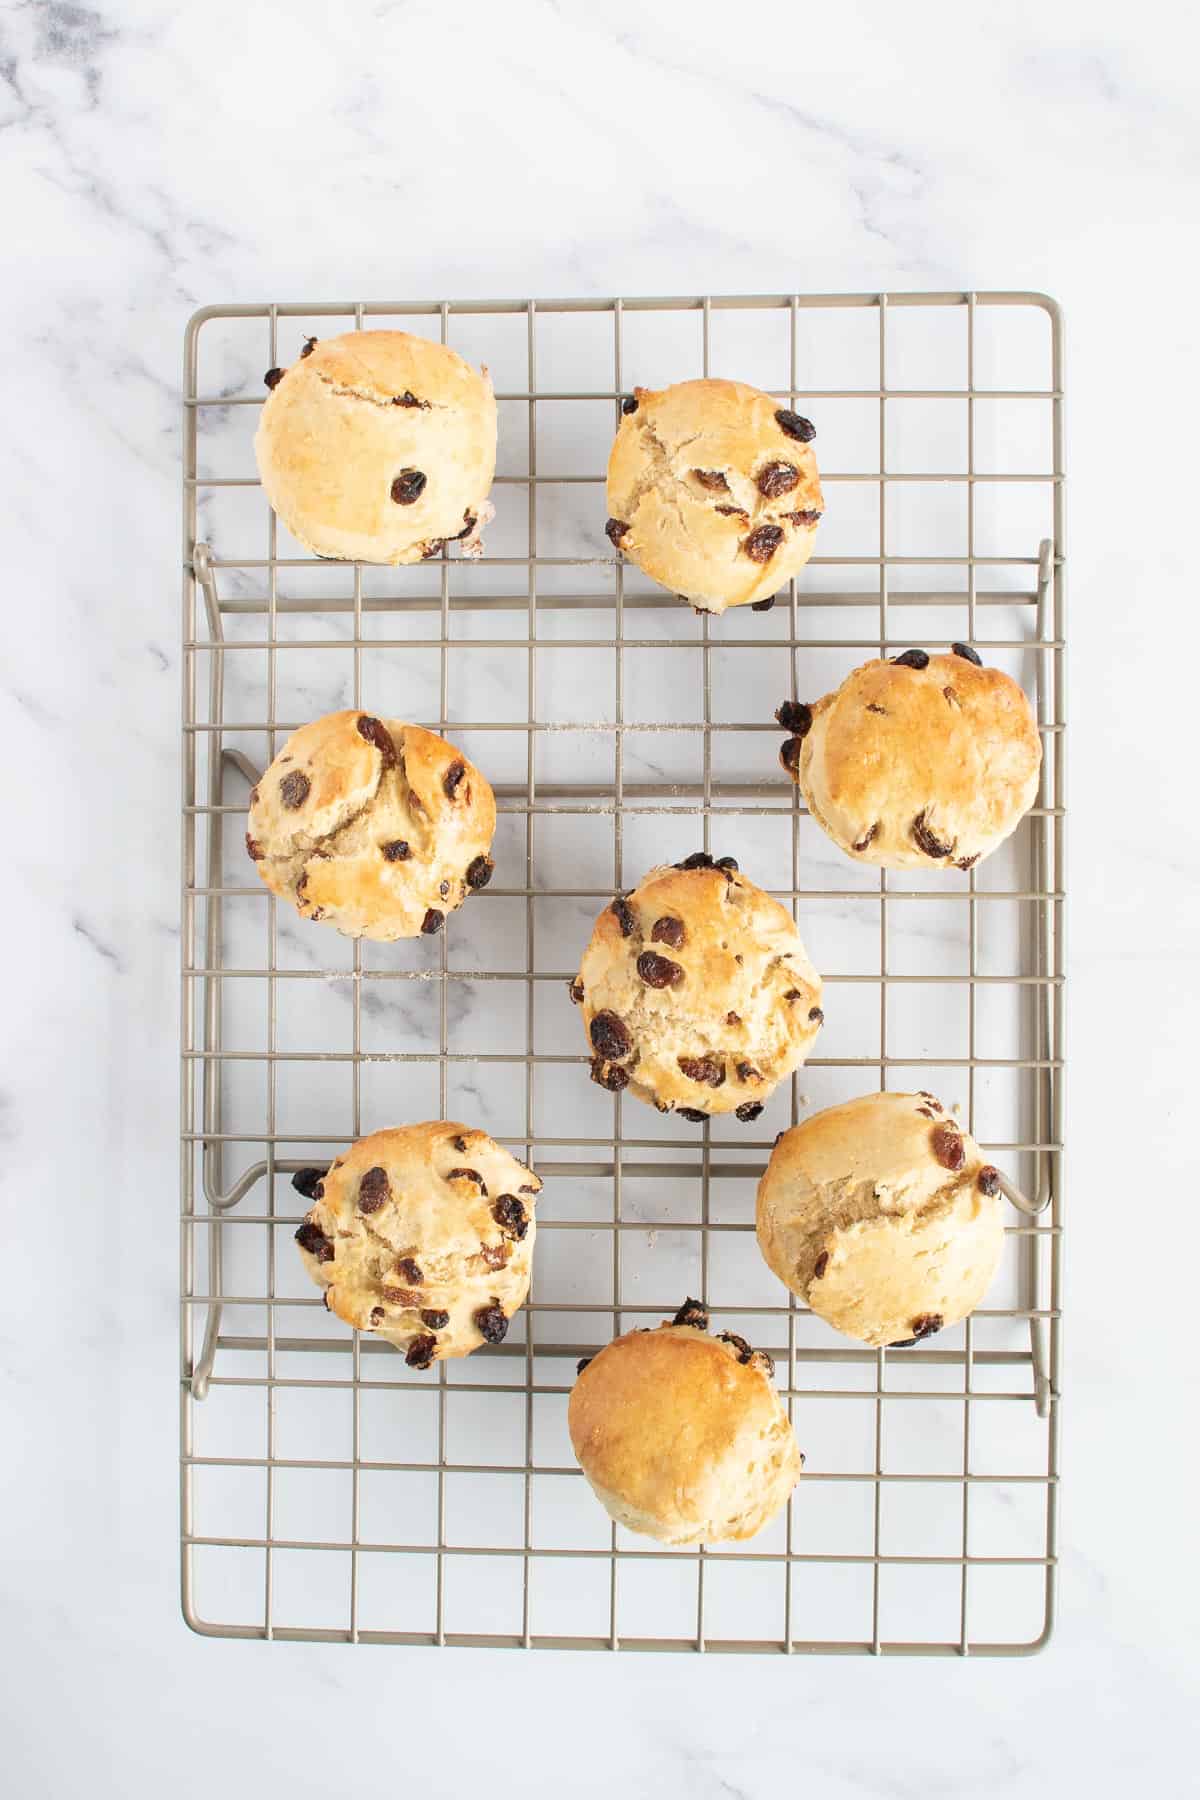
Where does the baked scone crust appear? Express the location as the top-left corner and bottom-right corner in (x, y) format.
(606, 379), (823, 613)
(294, 1122), (540, 1365)
(569, 1318), (802, 1543)
(246, 710), (496, 941)
(254, 330), (497, 565)
(756, 1091), (1005, 1347)
(781, 651), (1042, 870)
(573, 856), (822, 1117)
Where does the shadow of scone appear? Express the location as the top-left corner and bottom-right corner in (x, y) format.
(778, 647), (1042, 870)
(293, 1121), (541, 1367)
(572, 853), (822, 1118)
(756, 1091), (1006, 1348)
(606, 378), (823, 613)
(246, 709), (496, 941)
(569, 1307), (802, 1543)
(254, 329), (496, 565)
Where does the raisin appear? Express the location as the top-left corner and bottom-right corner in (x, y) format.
(421, 908), (444, 935)
(952, 642), (983, 666)
(715, 504), (749, 519)
(466, 854), (494, 889)
(439, 880), (450, 898)
(719, 1331), (752, 1362)
(568, 977), (585, 1004)
(931, 1124), (965, 1172)
(977, 1165), (1001, 1197)
(637, 951), (683, 989)
(611, 895), (637, 937)
(956, 854), (980, 872)
(451, 1135), (468, 1153)
(785, 508), (822, 527)
(866, 703), (888, 716)
(381, 1285), (419, 1305)
(605, 517), (630, 547)
(775, 699), (813, 736)
(479, 1243), (509, 1271)
(910, 1314), (943, 1340)
(447, 1168), (488, 1194)
(784, 989), (802, 1002)
(692, 468), (729, 491)
(888, 1337), (918, 1349)
(475, 1303), (508, 1344)
(356, 714), (398, 769)
(369, 1306), (385, 1327)
(775, 409), (815, 443)
(725, 1011), (741, 1025)
(245, 834), (263, 861)
(392, 390), (428, 408)
(421, 540), (445, 559)
(813, 1251), (829, 1279)
(291, 1169), (325, 1200)
(666, 1298), (705, 1332)
(742, 523), (784, 563)
(736, 1062), (760, 1082)
(590, 1058), (630, 1092)
(590, 1011), (632, 1060)
(756, 460), (800, 499)
(735, 1102), (764, 1122)
(651, 915), (685, 949)
(391, 469), (427, 505)
(678, 851), (713, 869)
(621, 395), (638, 414)
(891, 649), (929, 670)
(576, 1356), (593, 1375)
(780, 736), (805, 774)
(493, 1194), (529, 1240)
(357, 1166), (390, 1213)
(300, 337), (317, 357)
(678, 1055), (725, 1087)
(678, 1107), (709, 1122)
(295, 1219), (334, 1262)
(382, 839), (410, 861)
(279, 770), (310, 809)
(406, 1334), (436, 1370)
(264, 367), (284, 389)
(454, 512), (477, 540)
(912, 810), (954, 860)
(395, 1257), (424, 1284)
(420, 1309), (449, 1329)
(443, 759), (467, 801)
(853, 823), (880, 853)
(715, 855), (738, 872)
(751, 596), (775, 611)
(808, 1006), (823, 1024)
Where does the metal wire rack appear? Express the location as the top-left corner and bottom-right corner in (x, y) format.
(180, 292), (1064, 1654)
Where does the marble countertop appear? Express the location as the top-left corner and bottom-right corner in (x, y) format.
(4, 1), (1198, 1793)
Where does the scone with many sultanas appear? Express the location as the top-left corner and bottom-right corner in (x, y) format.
(777, 646), (1042, 871)
(569, 1300), (802, 1544)
(605, 379), (822, 613)
(756, 1091), (1006, 1348)
(293, 1122), (540, 1367)
(572, 852), (822, 1119)
(246, 710), (495, 941)
(255, 330), (496, 564)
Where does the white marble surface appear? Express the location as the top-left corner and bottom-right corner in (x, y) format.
(3, 0), (1199, 1792)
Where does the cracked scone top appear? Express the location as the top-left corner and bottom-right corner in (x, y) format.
(572, 853), (822, 1118)
(293, 1122), (540, 1367)
(246, 710), (496, 941)
(254, 330), (497, 564)
(569, 1301), (803, 1544)
(778, 647), (1042, 870)
(756, 1091), (1006, 1348)
(605, 378), (823, 613)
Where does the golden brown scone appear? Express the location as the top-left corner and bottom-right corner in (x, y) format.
(572, 852), (822, 1119)
(605, 379), (823, 613)
(756, 1091), (1005, 1348)
(254, 330), (496, 564)
(293, 1122), (540, 1365)
(246, 710), (496, 941)
(777, 646), (1042, 870)
(569, 1302), (802, 1543)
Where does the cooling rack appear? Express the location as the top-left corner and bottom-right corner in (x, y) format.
(180, 292), (1064, 1654)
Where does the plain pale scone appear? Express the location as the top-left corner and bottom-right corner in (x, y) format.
(756, 1091), (1006, 1348)
(254, 330), (497, 564)
(568, 1302), (803, 1543)
(777, 646), (1042, 870)
(293, 1123), (540, 1366)
(605, 379), (823, 613)
(572, 852), (823, 1119)
(246, 710), (496, 941)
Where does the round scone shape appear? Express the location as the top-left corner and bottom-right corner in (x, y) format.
(255, 330), (497, 565)
(572, 852), (822, 1118)
(569, 1302), (802, 1543)
(246, 710), (496, 941)
(606, 379), (823, 614)
(777, 646), (1042, 870)
(756, 1091), (1005, 1348)
(293, 1122), (540, 1366)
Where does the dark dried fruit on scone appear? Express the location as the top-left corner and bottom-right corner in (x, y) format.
(891, 649), (930, 670)
(605, 517), (630, 547)
(931, 1123), (965, 1171)
(382, 839), (410, 861)
(611, 895), (637, 937)
(300, 337), (317, 357)
(405, 1334), (436, 1369)
(466, 854), (494, 889)
(447, 1167), (488, 1194)
(852, 823), (880, 853)
(369, 1306), (385, 1327)
(637, 951), (683, 989)
(421, 539), (445, 559)
(780, 736), (805, 774)
(808, 1006), (824, 1024)
(651, 915), (685, 949)
(295, 1218), (334, 1262)
(443, 759), (467, 800)
(420, 1309), (450, 1330)
(568, 977), (584, 1004)
(735, 1061), (761, 1082)
(590, 1057), (630, 1092)
(395, 1257), (424, 1284)
(590, 1009), (632, 1060)
(813, 1251), (829, 1279)
(719, 1331), (752, 1362)
(751, 596), (775, 611)
(977, 1165), (1001, 1196)
(956, 854), (980, 872)
(693, 468), (729, 491)
(742, 523), (784, 563)
(475, 1302), (509, 1344)
(951, 641), (983, 666)
(291, 1168), (326, 1200)
(775, 409), (816, 442)
(715, 855), (738, 872)
(756, 461), (800, 499)
(357, 1166), (390, 1213)
(677, 1107), (709, 1122)
(576, 1356), (592, 1374)
(678, 1055), (725, 1087)
(910, 1313), (943, 1340)
(393, 390), (428, 408)
(716, 504), (749, 519)
(492, 1194), (529, 1240)
(912, 810), (954, 860)
(735, 1102), (764, 1122)
(421, 908), (444, 935)
(246, 834), (263, 861)
(785, 508), (822, 527)
(621, 395), (638, 414)
(279, 770), (310, 809)
(391, 469), (427, 505)
(776, 699), (813, 736)
(356, 714), (398, 769)
(264, 367), (284, 389)
(672, 1297), (709, 1330)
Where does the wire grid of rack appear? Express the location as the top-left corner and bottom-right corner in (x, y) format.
(181, 291), (1064, 1654)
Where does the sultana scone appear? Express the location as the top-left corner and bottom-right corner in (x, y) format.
(571, 852), (822, 1119)
(293, 1122), (540, 1366)
(246, 710), (495, 941)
